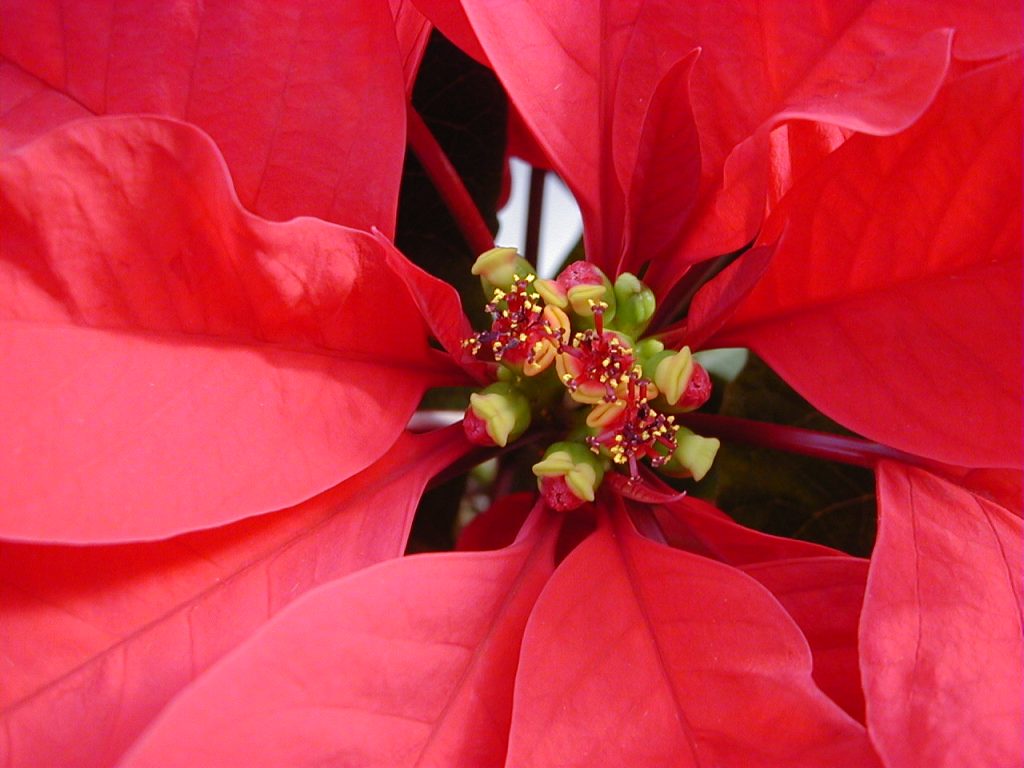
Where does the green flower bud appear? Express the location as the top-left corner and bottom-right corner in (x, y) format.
(653, 346), (695, 406)
(471, 247), (536, 294)
(532, 441), (606, 510)
(611, 272), (656, 337)
(661, 427), (720, 481)
(466, 382), (531, 447)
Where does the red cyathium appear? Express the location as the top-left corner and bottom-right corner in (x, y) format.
(460, 258), (719, 502)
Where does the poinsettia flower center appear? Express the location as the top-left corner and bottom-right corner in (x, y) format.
(461, 248), (721, 510)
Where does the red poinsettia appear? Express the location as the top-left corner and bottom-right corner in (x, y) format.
(1, 2), (1021, 768)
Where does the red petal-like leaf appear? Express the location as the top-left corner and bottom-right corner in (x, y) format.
(506, 504), (878, 766)
(643, 12), (954, 289)
(391, 0), (432, 92)
(659, 241), (776, 350)
(455, 0), (704, 271)
(452, 1), (1006, 286)
(119, 506), (557, 768)
(715, 58), (1023, 468)
(605, 471), (688, 505)
(375, 230), (490, 383)
(412, 0), (489, 66)
(457, 492), (535, 552)
(744, 557), (869, 723)
(0, 116), (459, 543)
(457, 0), (603, 254)
(0, 61), (90, 147)
(0, 427), (470, 768)
(619, 50), (701, 277)
(861, 462), (1024, 768)
(0, 0), (405, 232)
(654, 494), (840, 565)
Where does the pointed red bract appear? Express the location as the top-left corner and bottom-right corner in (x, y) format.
(457, 492), (535, 551)
(653, 494), (840, 565)
(0, 427), (469, 768)
(119, 507), (557, 768)
(375, 231), (490, 384)
(441, 1), (1022, 289)
(505, 504), (878, 767)
(714, 58), (1023, 468)
(412, 0), (489, 66)
(0, 0), (405, 232)
(861, 462), (1024, 768)
(454, 0), (706, 271)
(390, 0), (432, 92)
(659, 241), (775, 350)
(619, 50), (701, 277)
(743, 557), (869, 723)
(0, 62), (91, 147)
(0, 116), (462, 543)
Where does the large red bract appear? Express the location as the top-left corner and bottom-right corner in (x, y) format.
(1, 0), (408, 232)
(0, 117), (463, 543)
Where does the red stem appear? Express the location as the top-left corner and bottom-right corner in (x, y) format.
(524, 167), (547, 266)
(679, 412), (949, 472)
(406, 106), (495, 256)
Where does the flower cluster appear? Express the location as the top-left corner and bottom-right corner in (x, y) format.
(461, 248), (719, 509)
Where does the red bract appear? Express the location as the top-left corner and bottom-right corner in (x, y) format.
(2, 2), (1022, 768)
(0, 117), (463, 543)
(863, 463), (1023, 768)
(1, 0), (409, 233)
(119, 505), (557, 768)
(703, 58), (1023, 469)
(423, 0), (1021, 282)
(0, 427), (469, 768)
(0, 107), (479, 764)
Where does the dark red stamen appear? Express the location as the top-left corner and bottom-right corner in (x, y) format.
(586, 369), (679, 479)
(463, 276), (561, 368)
